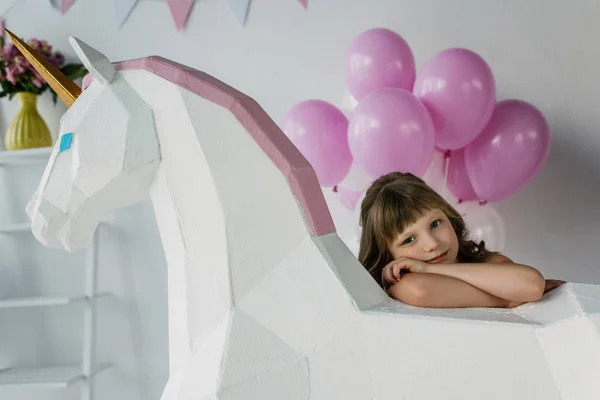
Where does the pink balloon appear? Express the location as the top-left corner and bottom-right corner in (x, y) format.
(465, 100), (551, 202)
(345, 28), (416, 101)
(413, 48), (496, 150)
(282, 100), (352, 187)
(446, 149), (478, 202)
(348, 88), (435, 179)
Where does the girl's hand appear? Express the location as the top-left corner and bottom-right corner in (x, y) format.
(544, 279), (566, 293)
(381, 257), (429, 289)
(505, 280), (566, 308)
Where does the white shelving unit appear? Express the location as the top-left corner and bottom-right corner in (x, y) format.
(0, 293), (111, 309)
(0, 147), (111, 399)
(0, 222), (31, 233)
(0, 147), (54, 166)
(0, 363), (112, 389)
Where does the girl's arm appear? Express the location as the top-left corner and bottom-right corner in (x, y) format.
(387, 272), (512, 308)
(424, 254), (545, 303)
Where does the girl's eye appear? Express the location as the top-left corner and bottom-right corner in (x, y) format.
(431, 220), (441, 229)
(402, 237), (415, 245)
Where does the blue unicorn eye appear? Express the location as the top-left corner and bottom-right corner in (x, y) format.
(59, 132), (74, 153)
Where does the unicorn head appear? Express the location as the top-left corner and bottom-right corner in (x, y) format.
(8, 31), (161, 252)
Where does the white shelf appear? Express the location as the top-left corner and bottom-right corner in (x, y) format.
(0, 293), (110, 309)
(0, 221), (109, 234)
(0, 363), (112, 388)
(0, 222), (30, 233)
(0, 147), (52, 166)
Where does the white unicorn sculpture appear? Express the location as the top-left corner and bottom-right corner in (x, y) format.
(12, 30), (600, 399)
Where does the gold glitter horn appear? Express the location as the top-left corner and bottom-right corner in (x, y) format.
(3, 28), (81, 107)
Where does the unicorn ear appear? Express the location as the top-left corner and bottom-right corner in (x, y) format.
(68, 36), (116, 84)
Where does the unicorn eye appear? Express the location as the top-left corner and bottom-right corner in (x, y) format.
(59, 132), (74, 153)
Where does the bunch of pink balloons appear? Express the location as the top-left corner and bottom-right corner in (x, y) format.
(281, 27), (551, 205)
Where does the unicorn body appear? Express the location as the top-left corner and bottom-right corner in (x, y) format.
(24, 37), (600, 399)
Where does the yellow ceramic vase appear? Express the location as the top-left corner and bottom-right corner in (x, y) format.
(4, 92), (52, 151)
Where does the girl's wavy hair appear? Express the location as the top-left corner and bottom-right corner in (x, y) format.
(358, 172), (496, 287)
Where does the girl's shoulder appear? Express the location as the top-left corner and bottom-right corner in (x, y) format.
(484, 252), (513, 264)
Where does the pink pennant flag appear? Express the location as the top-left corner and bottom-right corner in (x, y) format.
(49, 0), (77, 14)
(61, 0), (76, 14)
(298, 0), (308, 8)
(167, 0), (195, 31)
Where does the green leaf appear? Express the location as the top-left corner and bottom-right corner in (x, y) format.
(60, 63), (88, 80)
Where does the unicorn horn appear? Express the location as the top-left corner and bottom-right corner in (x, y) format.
(3, 28), (81, 107)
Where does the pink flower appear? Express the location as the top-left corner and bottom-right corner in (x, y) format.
(32, 77), (43, 88)
(12, 56), (27, 75)
(32, 69), (43, 82)
(2, 43), (18, 61)
(28, 39), (52, 58)
(0, 36), (74, 94)
(13, 65), (25, 76)
(5, 66), (15, 85)
(7, 63), (26, 83)
(51, 51), (65, 67)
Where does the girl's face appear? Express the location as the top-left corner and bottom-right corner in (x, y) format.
(388, 208), (459, 264)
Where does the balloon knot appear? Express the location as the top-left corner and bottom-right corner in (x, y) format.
(457, 199), (463, 204)
(478, 200), (488, 206)
(443, 150), (451, 159)
(332, 185), (338, 193)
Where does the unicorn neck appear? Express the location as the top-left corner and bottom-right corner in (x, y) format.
(129, 71), (234, 375)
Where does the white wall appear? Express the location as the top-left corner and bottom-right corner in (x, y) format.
(0, 0), (598, 399)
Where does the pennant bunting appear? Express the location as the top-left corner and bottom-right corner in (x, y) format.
(115, 0), (139, 28)
(44, 0), (306, 31)
(49, 0), (77, 14)
(227, 0), (251, 26)
(61, 0), (77, 14)
(167, 0), (195, 31)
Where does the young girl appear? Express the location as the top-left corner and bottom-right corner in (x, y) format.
(358, 172), (565, 308)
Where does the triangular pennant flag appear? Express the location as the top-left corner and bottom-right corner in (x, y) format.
(50, 0), (73, 13)
(167, 0), (195, 31)
(60, 0), (77, 14)
(115, 0), (139, 28)
(298, 0), (307, 8)
(227, 0), (251, 26)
